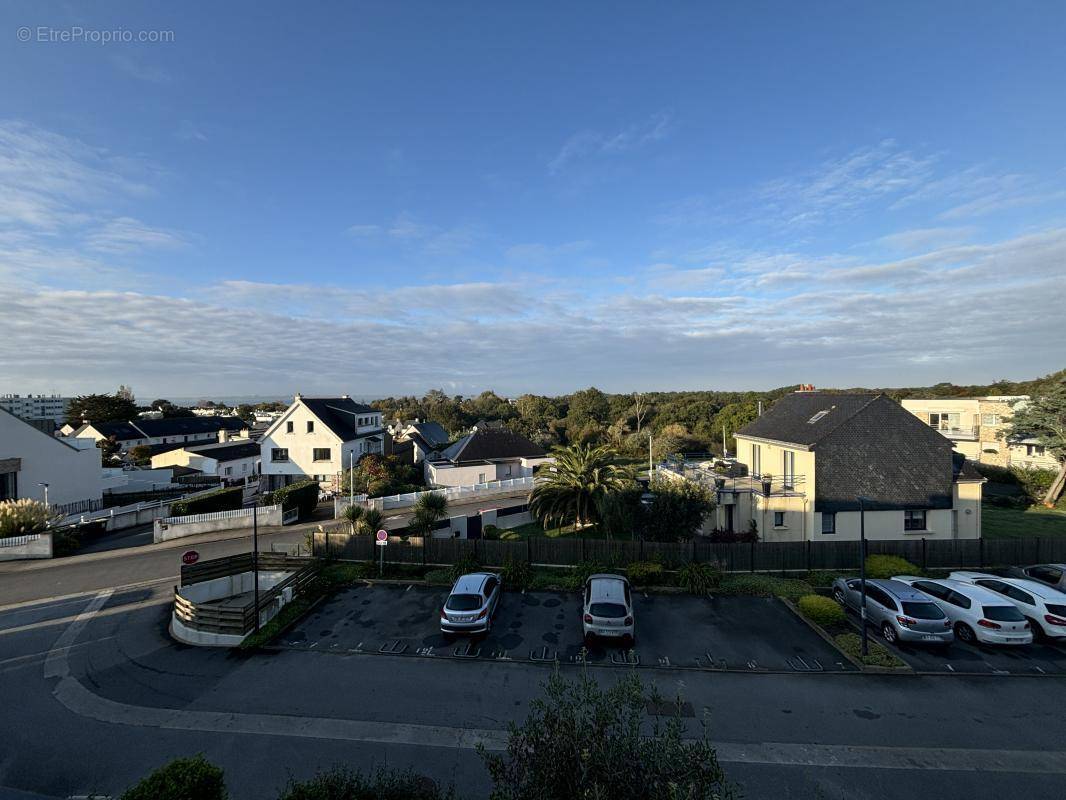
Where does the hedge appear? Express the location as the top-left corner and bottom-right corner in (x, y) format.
(121, 755), (226, 800)
(797, 594), (845, 627)
(264, 479), (320, 520)
(864, 554), (919, 579)
(169, 486), (244, 517)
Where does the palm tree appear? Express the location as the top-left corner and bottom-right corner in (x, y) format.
(530, 444), (634, 531)
(357, 507), (384, 536)
(409, 491), (449, 537)
(341, 503), (364, 535)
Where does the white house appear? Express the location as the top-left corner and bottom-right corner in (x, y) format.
(424, 422), (553, 487)
(391, 420), (450, 464)
(69, 416), (248, 454)
(150, 435), (261, 483)
(0, 407), (103, 511)
(258, 395), (388, 492)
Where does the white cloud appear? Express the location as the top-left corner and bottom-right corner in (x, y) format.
(84, 217), (186, 254)
(549, 111), (674, 175)
(876, 226), (978, 251)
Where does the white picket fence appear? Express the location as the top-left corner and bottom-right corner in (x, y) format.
(162, 504), (280, 526)
(0, 533), (42, 548)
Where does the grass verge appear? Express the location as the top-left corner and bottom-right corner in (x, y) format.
(982, 501), (1066, 539)
(832, 632), (907, 669)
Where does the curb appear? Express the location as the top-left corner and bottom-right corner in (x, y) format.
(779, 597), (912, 674)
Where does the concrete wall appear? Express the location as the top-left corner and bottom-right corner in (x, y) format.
(171, 569), (293, 648)
(0, 533), (52, 561)
(0, 410), (102, 507)
(153, 505), (283, 542)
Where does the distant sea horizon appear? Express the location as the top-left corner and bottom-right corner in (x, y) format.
(166, 394), (379, 407)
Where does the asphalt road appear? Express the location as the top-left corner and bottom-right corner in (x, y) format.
(3, 568), (1066, 800)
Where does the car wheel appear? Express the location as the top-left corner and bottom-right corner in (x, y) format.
(833, 588), (846, 606)
(1026, 618), (1044, 641)
(955, 622), (976, 644)
(881, 623), (897, 644)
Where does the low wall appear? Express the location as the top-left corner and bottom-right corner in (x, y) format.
(0, 533), (53, 562)
(171, 568), (293, 647)
(153, 505), (283, 543)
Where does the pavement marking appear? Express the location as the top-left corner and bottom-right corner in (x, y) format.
(0, 576), (173, 614)
(43, 591), (1066, 772)
(0, 636), (114, 674)
(1, 594), (170, 639)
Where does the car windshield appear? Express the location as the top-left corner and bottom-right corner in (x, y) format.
(1046, 604), (1066, 617)
(589, 602), (627, 619)
(901, 602), (945, 620)
(982, 605), (1025, 622)
(445, 593), (483, 611)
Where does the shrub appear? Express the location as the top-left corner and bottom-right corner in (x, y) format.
(833, 632), (906, 669)
(277, 765), (451, 800)
(483, 524), (500, 540)
(449, 552), (481, 581)
(502, 556), (532, 590)
(169, 486), (244, 517)
(625, 560), (664, 586)
(1012, 467), (1058, 504)
(120, 755), (226, 800)
(706, 527), (758, 543)
(864, 554), (919, 579)
(798, 594), (845, 627)
(265, 479), (320, 520)
(560, 561), (616, 592)
(0, 498), (56, 538)
(678, 562), (722, 595)
(424, 567), (454, 586)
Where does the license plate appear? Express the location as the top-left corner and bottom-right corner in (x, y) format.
(598, 628), (622, 637)
(921, 635), (938, 641)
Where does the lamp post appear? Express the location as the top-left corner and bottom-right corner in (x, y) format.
(38, 482), (49, 508)
(857, 495), (870, 657)
(252, 502), (260, 633)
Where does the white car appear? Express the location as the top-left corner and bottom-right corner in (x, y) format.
(582, 574), (635, 646)
(949, 572), (1066, 640)
(892, 575), (1032, 646)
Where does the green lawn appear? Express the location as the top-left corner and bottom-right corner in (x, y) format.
(494, 520), (610, 540)
(982, 501), (1066, 539)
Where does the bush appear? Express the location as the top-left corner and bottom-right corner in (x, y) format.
(678, 562), (722, 595)
(449, 552), (481, 581)
(864, 554), (919, 579)
(169, 486), (244, 517)
(706, 527), (758, 543)
(717, 574), (814, 601)
(265, 479), (320, 520)
(833, 632), (906, 669)
(0, 498), (56, 537)
(483, 524), (500, 540)
(277, 765), (451, 800)
(1012, 467), (1058, 504)
(502, 556), (532, 590)
(424, 567), (454, 586)
(625, 561), (664, 586)
(120, 755), (226, 800)
(797, 594), (845, 627)
(560, 561), (616, 591)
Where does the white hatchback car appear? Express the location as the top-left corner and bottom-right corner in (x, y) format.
(892, 575), (1032, 646)
(949, 572), (1066, 640)
(582, 574), (635, 646)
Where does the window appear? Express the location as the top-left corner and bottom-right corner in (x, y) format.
(752, 444), (761, 477)
(478, 472), (486, 484)
(821, 512), (836, 535)
(946, 591), (972, 610)
(975, 579), (1008, 595)
(1026, 444), (1046, 457)
(286, 421), (294, 434)
(981, 413), (999, 426)
(1003, 586), (1034, 606)
(782, 450), (795, 489)
(0, 471), (16, 501)
(483, 577), (497, 597)
(307, 421), (314, 433)
(903, 509), (927, 531)
(312, 448), (331, 461)
(914, 580), (947, 600)
(271, 448), (289, 462)
(1026, 565), (1064, 585)
(224, 466), (233, 476)
(773, 511), (786, 528)
(807, 410), (829, 424)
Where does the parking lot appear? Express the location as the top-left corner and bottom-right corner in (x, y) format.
(840, 612), (1066, 675)
(279, 583), (855, 673)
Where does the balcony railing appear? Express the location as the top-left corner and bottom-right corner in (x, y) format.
(658, 462), (806, 497)
(927, 424), (979, 441)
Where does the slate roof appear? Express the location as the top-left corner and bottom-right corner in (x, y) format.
(186, 440), (261, 462)
(85, 420), (144, 440)
(133, 417), (246, 438)
(737, 392), (961, 513)
(437, 426), (546, 464)
(300, 397), (378, 441)
(407, 422), (449, 446)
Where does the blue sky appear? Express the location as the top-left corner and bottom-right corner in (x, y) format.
(1, 1), (1064, 399)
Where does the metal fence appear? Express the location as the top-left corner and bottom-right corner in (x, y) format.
(312, 531), (1066, 574)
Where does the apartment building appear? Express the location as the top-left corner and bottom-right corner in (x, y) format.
(258, 395), (389, 492)
(0, 394), (70, 425)
(900, 396), (1059, 471)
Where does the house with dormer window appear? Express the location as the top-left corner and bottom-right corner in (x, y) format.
(258, 395), (389, 491)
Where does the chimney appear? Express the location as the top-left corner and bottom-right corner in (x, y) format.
(218, 429), (229, 443)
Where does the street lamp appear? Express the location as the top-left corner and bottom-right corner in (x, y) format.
(857, 495), (871, 657)
(252, 501), (260, 633)
(38, 482), (49, 508)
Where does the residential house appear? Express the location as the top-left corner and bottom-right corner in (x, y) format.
(258, 395), (389, 492)
(901, 396), (1060, 471)
(683, 391), (984, 542)
(391, 420), (450, 464)
(150, 434), (261, 484)
(0, 407), (103, 510)
(424, 421), (552, 487)
(68, 416), (249, 454)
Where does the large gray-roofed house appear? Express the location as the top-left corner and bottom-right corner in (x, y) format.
(424, 423), (552, 488)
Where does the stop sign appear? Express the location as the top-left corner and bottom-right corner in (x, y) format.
(181, 550), (200, 566)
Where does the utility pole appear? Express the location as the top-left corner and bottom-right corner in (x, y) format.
(38, 482), (49, 508)
(349, 449), (354, 509)
(722, 425), (727, 458)
(252, 502), (260, 633)
(648, 433), (653, 477)
(857, 495), (869, 657)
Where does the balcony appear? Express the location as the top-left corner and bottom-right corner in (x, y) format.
(658, 462), (806, 499)
(929, 424), (978, 441)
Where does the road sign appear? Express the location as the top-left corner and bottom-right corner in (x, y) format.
(181, 550), (200, 565)
(375, 529), (388, 546)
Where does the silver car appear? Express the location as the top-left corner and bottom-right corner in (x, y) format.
(832, 577), (953, 645)
(582, 573), (635, 646)
(1006, 564), (1066, 593)
(440, 572), (501, 638)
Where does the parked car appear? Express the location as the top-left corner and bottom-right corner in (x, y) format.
(1006, 563), (1066, 593)
(440, 572), (502, 638)
(891, 575), (1032, 646)
(831, 577), (953, 645)
(949, 572), (1066, 640)
(582, 573), (635, 646)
